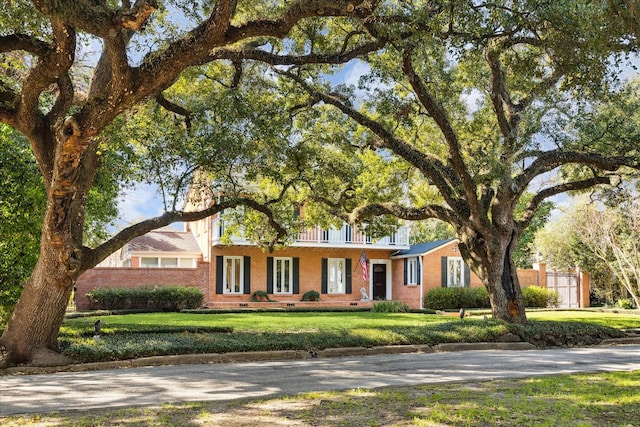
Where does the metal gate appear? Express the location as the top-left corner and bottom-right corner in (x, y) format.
(546, 272), (579, 308)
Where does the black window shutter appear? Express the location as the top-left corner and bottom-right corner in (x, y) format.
(417, 257), (421, 284)
(293, 257), (300, 294)
(345, 258), (352, 294)
(321, 258), (328, 294)
(216, 256), (224, 294)
(243, 256), (251, 294)
(464, 263), (471, 287)
(403, 258), (408, 285)
(441, 257), (447, 287)
(266, 257), (274, 294)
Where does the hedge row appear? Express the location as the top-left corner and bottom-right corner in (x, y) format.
(86, 286), (204, 311)
(423, 287), (491, 310)
(423, 286), (560, 310)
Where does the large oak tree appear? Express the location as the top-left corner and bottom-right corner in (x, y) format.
(0, 0), (382, 368)
(257, 1), (640, 323)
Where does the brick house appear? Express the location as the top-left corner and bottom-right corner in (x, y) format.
(390, 239), (590, 309)
(76, 223), (589, 310)
(75, 220), (410, 310)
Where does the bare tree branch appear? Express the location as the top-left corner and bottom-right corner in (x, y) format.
(401, 49), (483, 225)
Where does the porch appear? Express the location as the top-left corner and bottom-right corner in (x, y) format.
(204, 300), (375, 310)
(212, 220), (410, 249)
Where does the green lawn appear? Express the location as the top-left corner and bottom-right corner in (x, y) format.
(57, 310), (640, 363)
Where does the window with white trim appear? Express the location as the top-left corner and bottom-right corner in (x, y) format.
(327, 258), (346, 294)
(407, 257), (419, 285)
(274, 257), (293, 294)
(224, 256), (243, 294)
(139, 257), (196, 268)
(447, 257), (465, 287)
(140, 257), (159, 267)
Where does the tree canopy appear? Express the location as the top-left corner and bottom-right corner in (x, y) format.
(264, 1), (640, 322)
(1, 0), (639, 366)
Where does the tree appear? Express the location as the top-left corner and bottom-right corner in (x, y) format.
(0, 124), (120, 325)
(575, 201), (640, 308)
(0, 0), (384, 367)
(534, 199), (630, 306)
(0, 125), (45, 324)
(261, 1), (640, 323)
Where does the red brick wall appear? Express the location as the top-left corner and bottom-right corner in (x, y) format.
(420, 242), (484, 291)
(391, 258), (422, 309)
(394, 244), (549, 309)
(75, 262), (209, 311)
(209, 246), (394, 304)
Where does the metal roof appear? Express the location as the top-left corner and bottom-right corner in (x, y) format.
(390, 238), (456, 258)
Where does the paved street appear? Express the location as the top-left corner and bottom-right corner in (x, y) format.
(1, 345), (639, 416)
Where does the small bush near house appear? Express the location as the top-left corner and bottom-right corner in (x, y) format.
(87, 286), (203, 311)
(301, 290), (321, 301)
(423, 287), (491, 310)
(522, 286), (560, 308)
(371, 301), (411, 313)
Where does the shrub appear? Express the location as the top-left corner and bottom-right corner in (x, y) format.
(301, 290), (321, 301)
(86, 286), (204, 311)
(423, 287), (491, 310)
(522, 286), (559, 308)
(371, 301), (411, 313)
(615, 298), (636, 309)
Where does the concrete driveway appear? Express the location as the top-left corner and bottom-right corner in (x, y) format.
(1, 345), (639, 416)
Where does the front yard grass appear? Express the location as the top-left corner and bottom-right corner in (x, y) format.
(56, 310), (640, 363)
(3, 370), (639, 426)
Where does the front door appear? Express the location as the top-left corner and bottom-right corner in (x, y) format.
(372, 264), (387, 300)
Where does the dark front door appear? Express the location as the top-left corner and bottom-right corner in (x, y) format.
(372, 264), (387, 300)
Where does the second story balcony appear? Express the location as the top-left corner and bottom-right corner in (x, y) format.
(211, 219), (409, 249)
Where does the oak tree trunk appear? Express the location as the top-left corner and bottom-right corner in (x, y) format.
(1, 247), (76, 367)
(461, 230), (527, 324)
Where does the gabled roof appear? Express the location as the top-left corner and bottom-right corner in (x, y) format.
(390, 238), (456, 258)
(127, 228), (202, 254)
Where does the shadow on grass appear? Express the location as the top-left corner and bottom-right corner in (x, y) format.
(58, 318), (626, 363)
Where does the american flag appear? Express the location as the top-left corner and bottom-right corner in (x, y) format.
(360, 250), (368, 281)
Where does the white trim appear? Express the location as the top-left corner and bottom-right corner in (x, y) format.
(419, 256), (424, 309)
(407, 257), (419, 285)
(446, 256), (465, 288)
(369, 259), (392, 300)
(223, 256), (244, 294)
(327, 258), (347, 294)
(273, 257), (294, 294)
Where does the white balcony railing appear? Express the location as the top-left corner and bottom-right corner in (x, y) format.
(211, 219), (409, 249)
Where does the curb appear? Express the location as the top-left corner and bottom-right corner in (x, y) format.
(4, 338), (639, 376)
(1, 342), (541, 376)
(599, 337), (640, 346)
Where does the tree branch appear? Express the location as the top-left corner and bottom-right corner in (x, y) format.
(349, 202), (455, 225)
(516, 150), (640, 191)
(155, 93), (192, 131)
(82, 197), (287, 270)
(276, 68), (467, 217)
(204, 38), (386, 66)
(520, 175), (611, 227)
(401, 49), (480, 221)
